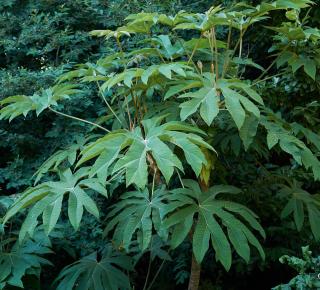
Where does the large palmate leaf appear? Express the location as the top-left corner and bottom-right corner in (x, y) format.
(55, 245), (133, 290)
(291, 122), (320, 151)
(269, 20), (320, 80)
(171, 6), (228, 32)
(163, 180), (265, 270)
(279, 182), (320, 240)
(104, 187), (168, 251)
(0, 84), (80, 121)
(178, 85), (220, 126)
(171, 4), (273, 32)
(32, 136), (94, 185)
(149, 35), (183, 60)
(261, 116), (320, 180)
(239, 113), (260, 150)
(276, 51), (318, 80)
(218, 79), (262, 129)
(77, 117), (214, 188)
(0, 231), (52, 289)
(100, 62), (193, 92)
(3, 168), (107, 241)
(165, 73), (263, 128)
(99, 0), (311, 40)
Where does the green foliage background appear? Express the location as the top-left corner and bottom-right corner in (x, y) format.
(0, 0), (184, 192)
(0, 0), (320, 289)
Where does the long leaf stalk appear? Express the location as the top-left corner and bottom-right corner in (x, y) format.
(146, 259), (166, 290)
(222, 19), (252, 77)
(96, 80), (124, 126)
(255, 46), (289, 82)
(173, 30), (201, 74)
(48, 107), (110, 133)
(222, 24), (233, 78)
(142, 239), (153, 290)
(212, 27), (219, 82)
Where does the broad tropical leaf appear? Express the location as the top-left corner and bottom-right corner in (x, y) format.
(77, 117), (214, 188)
(3, 168), (107, 241)
(262, 116), (320, 180)
(100, 62), (192, 91)
(164, 180), (265, 270)
(104, 187), (168, 251)
(55, 245), (133, 290)
(32, 136), (93, 184)
(165, 73), (262, 128)
(0, 84), (80, 121)
(279, 182), (320, 240)
(0, 231), (52, 289)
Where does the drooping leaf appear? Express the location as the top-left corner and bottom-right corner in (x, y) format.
(279, 182), (320, 240)
(0, 231), (52, 289)
(262, 116), (320, 180)
(0, 84), (81, 121)
(55, 245), (133, 290)
(3, 168), (106, 239)
(164, 180), (265, 268)
(104, 187), (168, 251)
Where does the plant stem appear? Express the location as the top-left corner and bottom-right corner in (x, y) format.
(222, 20), (251, 78)
(106, 169), (126, 183)
(188, 252), (201, 290)
(125, 93), (133, 130)
(151, 169), (156, 198)
(238, 29), (243, 58)
(222, 24), (232, 78)
(187, 176), (210, 290)
(146, 259), (166, 290)
(252, 71), (286, 86)
(301, 7), (312, 25)
(255, 57), (278, 81)
(96, 81), (124, 126)
(212, 27), (219, 82)
(188, 36), (201, 66)
(147, 153), (161, 184)
(173, 31), (201, 74)
(142, 249), (153, 290)
(226, 24), (232, 51)
(255, 45), (289, 81)
(176, 169), (185, 188)
(116, 36), (128, 69)
(48, 107), (110, 132)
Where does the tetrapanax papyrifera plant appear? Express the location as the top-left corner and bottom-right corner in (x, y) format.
(1, 0), (320, 289)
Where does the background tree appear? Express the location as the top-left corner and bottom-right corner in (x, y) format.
(1, 0), (320, 289)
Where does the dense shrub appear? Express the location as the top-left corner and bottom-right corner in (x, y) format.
(1, 0), (320, 289)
